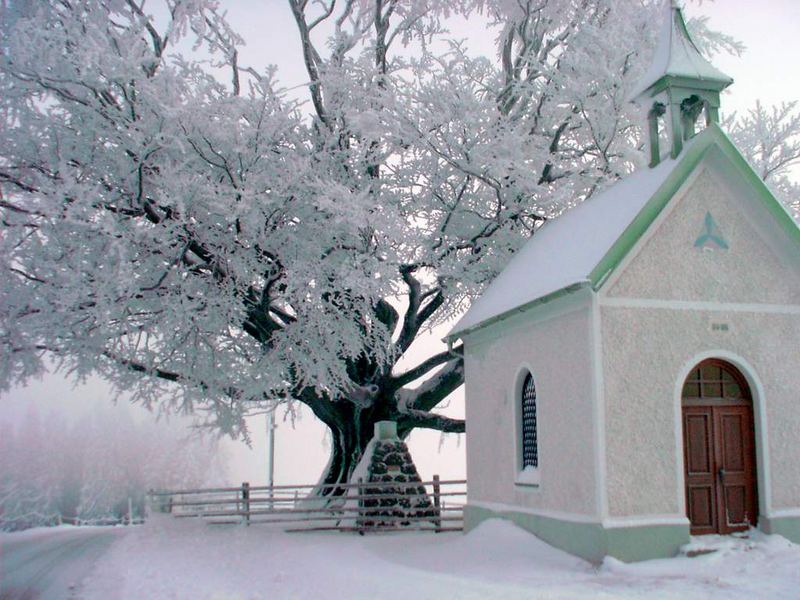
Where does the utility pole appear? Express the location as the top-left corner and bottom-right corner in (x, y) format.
(266, 409), (276, 508)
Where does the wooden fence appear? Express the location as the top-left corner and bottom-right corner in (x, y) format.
(148, 476), (466, 533)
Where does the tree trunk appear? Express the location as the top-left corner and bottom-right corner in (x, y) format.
(308, 398), (380, 496)
(321, 422), (365, 494)
(303, 362), (465, 496)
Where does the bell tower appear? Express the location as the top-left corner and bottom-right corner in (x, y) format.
(633, 2), (733, 167)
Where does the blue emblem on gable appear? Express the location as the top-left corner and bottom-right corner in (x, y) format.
(694, 212), (728, 250)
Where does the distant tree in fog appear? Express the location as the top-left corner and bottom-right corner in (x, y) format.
(0, 406), (227, 530)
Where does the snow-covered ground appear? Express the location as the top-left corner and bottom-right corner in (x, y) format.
(78, 515), (800, 599)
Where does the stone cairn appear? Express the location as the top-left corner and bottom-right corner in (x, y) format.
(357, 421), (437, 529)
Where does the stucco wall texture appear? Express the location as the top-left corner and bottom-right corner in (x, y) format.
(602, 168), (800, 518)
(607, 168), (800, 304)
(464, 302), (598, 517)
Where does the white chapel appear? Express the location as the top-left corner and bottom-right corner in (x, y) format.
(447, 3), (800, 562)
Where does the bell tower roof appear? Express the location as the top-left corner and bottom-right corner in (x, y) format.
(634, 3), (733, 167)
(633, 2), (732, 100)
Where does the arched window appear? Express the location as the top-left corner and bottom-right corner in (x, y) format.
(682, 359), (750, 401)
(521, 373), (538, 469)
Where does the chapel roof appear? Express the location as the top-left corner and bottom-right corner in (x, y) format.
(448, 135), (693, 338)
(447, 125), (800, 340)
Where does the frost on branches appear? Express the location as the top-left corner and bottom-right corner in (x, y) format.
(1, 1), (798, 491)
(724, 102), (800, 221)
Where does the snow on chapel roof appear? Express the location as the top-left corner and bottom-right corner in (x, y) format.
(448, 146), (686, 338)
(631, 2), (732, 99)
(447, 123), (800, 340)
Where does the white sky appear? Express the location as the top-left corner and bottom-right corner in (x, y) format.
(1, 1), (798, 488)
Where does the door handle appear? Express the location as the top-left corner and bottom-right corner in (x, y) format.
(718, 467), (727, 481)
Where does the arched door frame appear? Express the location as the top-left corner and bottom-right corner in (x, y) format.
(673, 350), (771, 526)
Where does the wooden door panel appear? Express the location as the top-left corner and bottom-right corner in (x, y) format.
(683, 407), (718, 534)
(685, 413), (713, 474)
(714, 406), (757, 533)
(720, 412), (745, 473)
(723, 485), (747, 527)
(688, 485), (716, 532)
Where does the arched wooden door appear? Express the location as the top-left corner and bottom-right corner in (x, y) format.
(681, 359), (758, 535)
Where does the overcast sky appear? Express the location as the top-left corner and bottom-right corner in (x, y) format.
(2, 1), (798, 488)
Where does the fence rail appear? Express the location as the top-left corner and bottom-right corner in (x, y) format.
(148, 476), (466, 534)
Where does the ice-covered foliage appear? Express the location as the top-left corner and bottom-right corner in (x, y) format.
(724, 102), (800, 221)
(1, 0), (795, 487)
(0, 1), (382, 434)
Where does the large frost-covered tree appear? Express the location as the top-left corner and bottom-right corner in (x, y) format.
(1, 0), (798, 490)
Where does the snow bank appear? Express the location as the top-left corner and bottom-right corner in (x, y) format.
(602, 530), (800, 598)
(80, 516), (800, 599)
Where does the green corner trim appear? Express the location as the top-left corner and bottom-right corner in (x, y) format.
(589, 124), (800, 291)
(646, 75), (730, 98)
(761, 515), (800, 543)
(465, 504), (689, 564)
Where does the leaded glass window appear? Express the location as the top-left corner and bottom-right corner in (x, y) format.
(682, 361), (746, 400)
(521, 373), (538, 469)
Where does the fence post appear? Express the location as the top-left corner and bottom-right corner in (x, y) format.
(242, 482), (250, 525)
(357, 477), (364, 534)
(433, 474), (441, 532)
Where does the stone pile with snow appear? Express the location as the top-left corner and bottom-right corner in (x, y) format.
(346, 421), (436, 529)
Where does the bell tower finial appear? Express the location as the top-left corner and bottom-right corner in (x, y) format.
(633, 2), (733, 167)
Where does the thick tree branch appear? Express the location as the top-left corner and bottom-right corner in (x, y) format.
(373, 298), (399, 336)
(391, 344), (462, 390)
(124, 0), (169, 76)
(402, 358), (464, 413)
(394, 267), (444, 356)
(288, 0), (328, 124)
(397, 410), (464, 436)
(394, 266), (422, 352)
(415, 291), (444, 330)
(102, 350), (182, 383)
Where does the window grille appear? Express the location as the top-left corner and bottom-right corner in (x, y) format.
(521, 373), (538, 469)
(682, 360), (749, 400)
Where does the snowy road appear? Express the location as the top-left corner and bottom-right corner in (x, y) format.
(0, 527), (124, 600)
